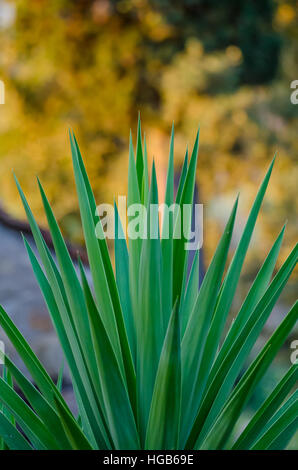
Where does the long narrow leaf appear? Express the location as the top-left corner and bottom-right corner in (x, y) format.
(195, 157), (276, 407)
(145, 301), (181, 450)
(180, 196), (238, 444)
(79, 262), (139, 449)
(233, 365), (298, 449)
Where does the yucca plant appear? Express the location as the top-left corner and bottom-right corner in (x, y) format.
(0, 121), (297, 451)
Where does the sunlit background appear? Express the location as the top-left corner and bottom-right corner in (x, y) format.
(0, 0), (297, 445)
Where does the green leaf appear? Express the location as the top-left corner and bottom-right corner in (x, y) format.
(263, 381), (298, 432)
(114, 202), (136, 362)
(251, 391), (298, 450)
(163, 123), (175, 212)
(37, 178), (102, 397)
(0, 305), (61, 408)
(161, 124), (175, 327)
(137, 161), (163, 443)
(233, 365), (298, 449)
(145, 301), (181, 450)
(180, 196), (238, 444)
(173, 129), (199, 304)
(5, 356), (73, 450)
(53, 395), (93, 450)
(22, 238), (107, 448)
(192, 157), (276, 427)
(79, 262), (140, 449)
(206, 224), (286, 389)
(0, 377), (60, 449)
(0, 412), (32, 450)
(57, 360), (64, 392)
(199, 300), (298, 449)
(187, 238), (297, 447)
(180, 249), (200, 335)
(73, 133), (129, 366)
(136, 113), (144, 197)
(0, 365), (15, 450)
(175, 147), (188, 205)
(13, 179), (104, 442)
(69, 133), (122, 365)
(70, 133), (136, 415)
(199, 346), (270, 450)
(1, 365), (15, 425)
(141, 133), (149, 207)
(128, 130), (142, 326)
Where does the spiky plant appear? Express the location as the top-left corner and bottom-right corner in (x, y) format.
(0, 122), (297, 451)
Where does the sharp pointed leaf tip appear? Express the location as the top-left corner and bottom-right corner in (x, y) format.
(269, 154), (276, 170)
(151, 158), (156, 175)
(22, 233), (31, 246)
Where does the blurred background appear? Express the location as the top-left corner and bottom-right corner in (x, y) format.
(0, 0), (297, 445)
